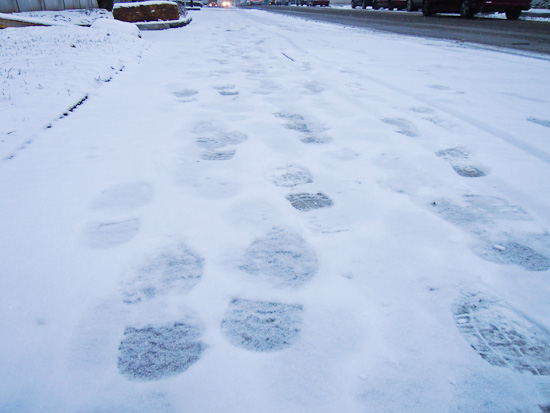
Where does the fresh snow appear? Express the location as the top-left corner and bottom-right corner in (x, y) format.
(113, 1), (180, 9)
(1, 7), (550, 412)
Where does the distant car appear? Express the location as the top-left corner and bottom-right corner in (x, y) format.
(306, 0), (329, 5)
(351, 0), (373, 8)
(372, 0), (406, 9)
(208, 0), (218, 5)
(422, 0), (529, 18)
(269, 0), (289, 4)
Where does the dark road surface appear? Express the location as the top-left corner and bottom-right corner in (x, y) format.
(250, 6), (550, 57)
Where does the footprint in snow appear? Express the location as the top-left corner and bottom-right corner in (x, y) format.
(90, 182), (153, 210)
(167, 82), (199, 102)
(214, 85), (239, 96)
(303, 80), (325, 94)
(476, 240), (550, 272)
(275, 112), (310, 133)
(430, 195), (530, 228)
(430, 196), (548, 271)
(428, 84), (451, 91)
(430, 198), (481, 227)
(266, 163), (313, 188)
(240, 228), (318, 287)
(118, 320), (205, 381)
(173, 89), (199, 98)
(221, 298), (303, 352)
(196, 131), (248, 150)
(286, 192), (333, 212)
(409, 107), (434, 114)
(462, 195), (530, 221)
(200, 149), (236, 161)
(274, 111), (332, 144)
(251, 79), (281, 95)
(455, 293), (550, 375)
(299, 134), (332, 144)
(409, 106), (456, 130)
(436, 147), (488, 178)
(81, 219), (139, 249)
(122, 243), (203, 304)
(174, 89), (199, 102)
(527, 117), (550, 128)
(192, 122), (247, 160)
(381, 117), (418, 138)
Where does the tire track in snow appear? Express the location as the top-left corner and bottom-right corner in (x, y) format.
(240, 11), (550, 166)
(368, 75), (550, 166)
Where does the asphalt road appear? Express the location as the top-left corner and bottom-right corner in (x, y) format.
(248, 6), (550, 57)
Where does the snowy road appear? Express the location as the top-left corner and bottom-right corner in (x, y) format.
(262, 6), (550, 56)
(1, 8), (550, 412)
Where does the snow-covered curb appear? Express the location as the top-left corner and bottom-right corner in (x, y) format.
(135, 15), (191, 29)
(0, 11), (77, 27)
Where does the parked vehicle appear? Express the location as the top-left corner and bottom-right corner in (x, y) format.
(307, 0), (329, 5)
(351, 0), (373, 8)
(405, 0), (422, 10)
(422, 0), (529, 18)
(351, 0), (420, 11)
(372, 0), (406, 9)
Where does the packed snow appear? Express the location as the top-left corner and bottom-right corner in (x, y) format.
(112, 1), (181, 8)
(1, 7), (550, 412)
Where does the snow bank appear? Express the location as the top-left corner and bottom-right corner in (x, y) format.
(15, 8), (113, 25)
(0, 20), (145, 160)
(91, 16), (141, 36)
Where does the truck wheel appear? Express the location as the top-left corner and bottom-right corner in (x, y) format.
(460, 0), (474, 18)
(505, 8), (521, 19)
(406, 0), (417, 11)
(422, 0), (432, 15)
(372, 0), (380, 9)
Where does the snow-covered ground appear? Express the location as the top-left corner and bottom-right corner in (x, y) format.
(1, 8), (550, 412)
